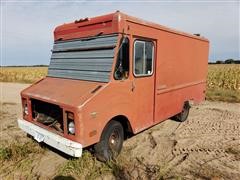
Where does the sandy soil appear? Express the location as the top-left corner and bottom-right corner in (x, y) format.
(0, 83), (67, 179)
(0, 82), (239, 179)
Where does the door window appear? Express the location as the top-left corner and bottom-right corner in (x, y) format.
(134, 40), (154, 76)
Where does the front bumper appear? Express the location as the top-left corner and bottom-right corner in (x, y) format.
(17, 119), (82, 157)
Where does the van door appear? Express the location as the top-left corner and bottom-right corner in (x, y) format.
(132, 39), (155, 131)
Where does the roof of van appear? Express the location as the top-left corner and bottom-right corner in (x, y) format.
(54, 11), (209, 42)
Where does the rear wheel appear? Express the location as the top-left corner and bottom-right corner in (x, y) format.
(94, 120), (124, 162)
(175, 101), (190, 122)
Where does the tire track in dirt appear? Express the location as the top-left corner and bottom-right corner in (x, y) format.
(166, 103), (240, 179)
(122, 101), (240, 179)
(178, 109), (240, 137)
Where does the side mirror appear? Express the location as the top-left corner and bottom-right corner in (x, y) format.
(114, 69), (123, 80)
(122, 37), (127, 44)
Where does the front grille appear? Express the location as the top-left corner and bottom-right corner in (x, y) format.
(31, 99), (63, 133)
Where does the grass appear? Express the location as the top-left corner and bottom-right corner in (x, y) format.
(0, 141), (45, 162)
(57, 150), (173, 179)
(58, 150), (143, 179)
(58, 151), (112, 179)
(0, 141), (46, 179)
(206, 88), (240, 103)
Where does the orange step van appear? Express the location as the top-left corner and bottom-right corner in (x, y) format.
(18, 11), (209, 161)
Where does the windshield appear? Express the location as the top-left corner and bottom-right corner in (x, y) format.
(48, 34), (118, 82)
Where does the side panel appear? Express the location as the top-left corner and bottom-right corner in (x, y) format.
(154, 30), (209, 122)
(124, 20), (208, 125)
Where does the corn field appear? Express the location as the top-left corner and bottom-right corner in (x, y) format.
(207, 64), (240, 91)
(0, 67), (48, 84)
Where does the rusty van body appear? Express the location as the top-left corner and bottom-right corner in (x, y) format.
(18, 11), (209, 160)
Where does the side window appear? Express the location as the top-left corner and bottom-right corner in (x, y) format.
(134, 40), (154, 76)
(114, 37), (129, 80)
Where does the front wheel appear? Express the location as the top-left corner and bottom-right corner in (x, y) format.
(94, 120), (124, 162)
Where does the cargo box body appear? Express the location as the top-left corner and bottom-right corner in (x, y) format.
(18, 12), (209, 157)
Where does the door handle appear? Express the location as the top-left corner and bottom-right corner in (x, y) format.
(131, 81), (135, 92)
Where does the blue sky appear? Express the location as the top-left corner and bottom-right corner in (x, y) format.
(1, 0), (239, 65)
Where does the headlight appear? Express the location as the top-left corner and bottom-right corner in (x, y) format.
(24, 104), (28, 115)
(68, 121), (75, 135)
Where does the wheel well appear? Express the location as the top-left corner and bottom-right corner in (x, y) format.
(184, 100), (191, 108)
(110, 115), (133, 139)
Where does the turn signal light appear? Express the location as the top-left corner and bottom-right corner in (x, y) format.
(67, 112), (74, 120)
(22, 98), (28, 116)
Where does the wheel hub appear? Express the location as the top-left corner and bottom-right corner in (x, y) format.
(109, 130), (119, 149)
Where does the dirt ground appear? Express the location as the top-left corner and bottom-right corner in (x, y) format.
(0, 82), (239, 179)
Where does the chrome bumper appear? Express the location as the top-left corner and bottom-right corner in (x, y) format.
(17, 119), (82, 157)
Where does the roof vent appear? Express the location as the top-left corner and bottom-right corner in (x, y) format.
(194, 33), (200, 36)
(75, 17), (90, 24)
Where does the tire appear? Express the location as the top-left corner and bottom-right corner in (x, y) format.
(94, 120), (124, 162)
(27, 133), (33, 139)
(175, 101), (190, 122)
